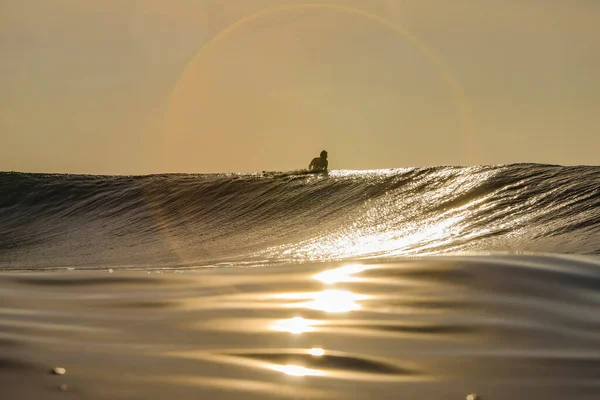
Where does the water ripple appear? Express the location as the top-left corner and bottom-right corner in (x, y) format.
(0, 255), (599, 399)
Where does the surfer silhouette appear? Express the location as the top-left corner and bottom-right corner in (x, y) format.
(308, 150), (328, 172)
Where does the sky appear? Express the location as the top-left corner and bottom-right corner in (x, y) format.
(1, 0), (599, 174)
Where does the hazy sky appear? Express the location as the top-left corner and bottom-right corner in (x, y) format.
(2, 0), (599, 174)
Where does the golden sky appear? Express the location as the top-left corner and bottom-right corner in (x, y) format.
(2, 0), (599, 174)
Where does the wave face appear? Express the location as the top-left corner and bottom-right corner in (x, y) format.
(1, 164), (599, 270)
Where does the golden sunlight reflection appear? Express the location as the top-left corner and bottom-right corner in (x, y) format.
(271, 317), (318, 334)
(274, 211), (468, 260)
(270, 364), (325, 377)
(314, 263), (375, 284)
(305, 290), (365, 313)
(272, 289), (367, 313)
(308, 348), (325, 356)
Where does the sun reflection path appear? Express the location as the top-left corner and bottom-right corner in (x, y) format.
(271, 317), (318, 334)
(271, 264), (371, 336)
(304, 289), (365, 313)
(270, 348), (327, 377)
(269, 364), (325, 377)
(308, 348), (325, 356)
(314, 263), (376, 284)
(273, 288), (367, 313)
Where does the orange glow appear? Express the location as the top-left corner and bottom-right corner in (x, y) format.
(163, 3), (474, 173)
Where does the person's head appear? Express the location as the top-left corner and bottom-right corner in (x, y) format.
(320, 150), (328, 159)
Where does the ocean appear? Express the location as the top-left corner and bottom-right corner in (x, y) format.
(1, 164), (599, 399)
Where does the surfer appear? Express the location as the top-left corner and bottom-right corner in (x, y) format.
(308, 150), (328, 172)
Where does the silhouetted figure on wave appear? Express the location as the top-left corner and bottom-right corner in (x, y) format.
(308, 150), (328, 172)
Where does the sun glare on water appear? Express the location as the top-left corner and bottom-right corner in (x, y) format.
(314, 263), (375, 284)
(308, 348), (325, 356)
(271, 317), (318, 334)
(304, 289), (365, 313)
(269, 364), (326, 377)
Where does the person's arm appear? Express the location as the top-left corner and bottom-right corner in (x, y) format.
(308, 158), (316, 170)
(323, 160), (328, 171)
